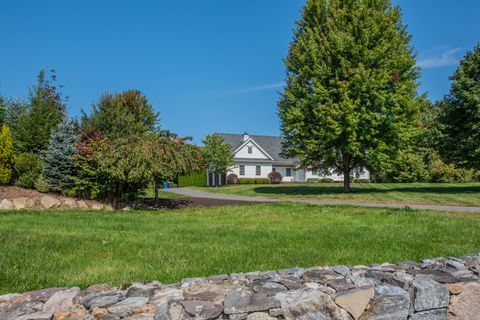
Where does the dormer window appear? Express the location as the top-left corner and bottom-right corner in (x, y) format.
(248, 147), (253, 154)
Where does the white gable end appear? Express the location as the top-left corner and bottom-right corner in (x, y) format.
(234, 141), (270, 159)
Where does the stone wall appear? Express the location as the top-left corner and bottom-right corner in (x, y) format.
(1, 254), (479, 320)
(0, 196), (112, 211)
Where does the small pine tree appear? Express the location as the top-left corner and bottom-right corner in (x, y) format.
(42, 119), (78, 192)
(0, 125), (15, 185)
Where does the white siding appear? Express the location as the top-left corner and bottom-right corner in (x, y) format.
(234, 142), (269, 159)
(228, 163), (273, 179)
(272, 166), (295, 182)
(305, 168), (370, 181)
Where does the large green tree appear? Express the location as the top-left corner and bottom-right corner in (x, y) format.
(278, 0), (421, 192)
(14, 70), (65, 153)
(82, 90), (159, 140)
(439, 44), (480, 169)
(201, 134), (234, 186)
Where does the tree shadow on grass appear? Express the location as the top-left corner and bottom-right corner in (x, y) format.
(252, 184), (480, 196)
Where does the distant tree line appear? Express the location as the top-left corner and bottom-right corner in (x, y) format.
(0, 70), (201, 207)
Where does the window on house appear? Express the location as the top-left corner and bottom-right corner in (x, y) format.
(272, 168), (276, 172)
(248, 147), (253, 154)
(286, 168), (292, 177)
(256, 165), (261, 176)
(239, 165), (245, 176)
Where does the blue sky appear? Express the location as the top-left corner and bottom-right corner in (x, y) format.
(1, 1), (479, 143)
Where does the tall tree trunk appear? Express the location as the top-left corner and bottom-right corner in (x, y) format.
(153, 176), (159, 203)
(343, 154), (351, 193)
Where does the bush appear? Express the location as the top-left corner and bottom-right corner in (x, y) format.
(268, 171), (282, 184)
(353, 178), (371, 183)
(34, 174), (50, 193)
(307, 178), (334, 183)
(14, 153), (42, 188)
(179, 170), (207, 187)
(0, 125), (15, 185)
(227, 173), (239, 185)
(238, 178), (270, 184)
(427, 160), (474, 183)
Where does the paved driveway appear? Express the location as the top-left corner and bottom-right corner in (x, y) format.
(165, 187), (480, 213)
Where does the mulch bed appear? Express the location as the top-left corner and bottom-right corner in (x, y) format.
(140, 197), (264, 209)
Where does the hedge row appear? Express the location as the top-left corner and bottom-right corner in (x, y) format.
(238, 178), (270, 184)
(178, 170), (206, 187)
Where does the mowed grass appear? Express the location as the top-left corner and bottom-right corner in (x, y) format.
(1, 203), (479, 294)
(195, 183), (480, 206)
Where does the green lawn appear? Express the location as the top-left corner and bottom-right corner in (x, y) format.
(0, 203), (479, 294)
(195, 183), (480, 206)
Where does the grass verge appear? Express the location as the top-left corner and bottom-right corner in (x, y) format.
(0, 202), (479, 293)
(194, 182), (480, 206)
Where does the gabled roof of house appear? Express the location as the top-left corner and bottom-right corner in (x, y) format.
(215, 133), (295, 162)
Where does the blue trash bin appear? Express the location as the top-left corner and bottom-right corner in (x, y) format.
(163, 181), (169, 189)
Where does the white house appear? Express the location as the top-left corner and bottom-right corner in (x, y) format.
(207, 132), (370, 185)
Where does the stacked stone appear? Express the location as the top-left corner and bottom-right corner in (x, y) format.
(0, 196), (112, 210)
(0, 254), (479, 320)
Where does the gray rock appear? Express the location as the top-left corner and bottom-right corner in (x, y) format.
(150, 288), (183, 306)
(0, 293), (22, 305)
(24, 287), (68, 302)
(0, 199), (14, 209)
(301, 269), (337, 284)
(42, 287), (80, 313)
(206, 274), (229, 282)
(181, 300), (222, 319)
(40, 196), (60, 209)
(126, 283), (155, 298)
(280, 279), (305, 290)
(81, 292), (124, 309)
(181, 277), (206, 286)
(326, 279), (356, 292)
(182, 283), (229, 302)
(229, 314), (248, 320)
(13, 197), (35, 209)
(407, 270), (457, 284)
(107, 297), (149, 315)
(153, 302), (171, 320)
(224, 290), (280, 314)
(24, 311), (53, 320)
(275, 287), (349, 320)
(246, 312), (276, 320)
(269, 307), (283, 317)
(331, 265), (351, 277)
(409, 308), (446, 320)
(278, 267), (304, 278)
(410, 279), (449, 312)
(360, 284), (410, 320)
(0, 301), (44, 320)
(247, 280), (288, 295)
